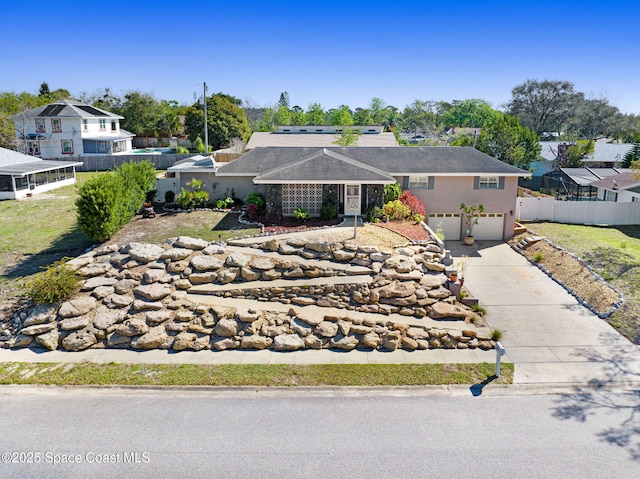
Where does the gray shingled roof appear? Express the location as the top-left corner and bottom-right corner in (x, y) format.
(539, 141), (634, 163)
(216, 146), (529, 179)
(590, 171), (640, 190)
(253, 148), (396, 184)
(0, 147), (82, 175)
(8, 99), (123, 120)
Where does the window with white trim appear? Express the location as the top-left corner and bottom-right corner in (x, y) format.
(35, 118), (45, 133)
(111, 121), (117, 131)
(61, 140), (73, 154)
(51, 118), (62, 133)
(479, 176), (499, 189)
(83, 119), (88, 131)
(99, 119), (106, 131)
(409, 175), (430, 188)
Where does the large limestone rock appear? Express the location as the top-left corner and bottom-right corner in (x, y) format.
(384, 255), (417, 273)
(217, 268), (239, 284)
(429, 302), (471, 319)
(82, 276), (118, 291)
(103, 294), (134, 309)
(360, 332), (381, 349)
(333, 250), (356, 261)
(214, 318), (238, 337)
(203, 244), (226, 255)
(78, 263), (112, 277)
(58, 297), (97, 318)
(172, 332), (198, 351)
(420, 273), (447, 288)
(212, 337), (240, 351)
(188, 272), (219, 284)
(160, 248), (193, 261)
(174, 236), (209, 250)
(143, 269), (166, 284)
(273, 334), (304, 351)
(240, 267), (261, 281)
(427, 286), (451, 299)
(23, 304), (57, 327)
(21, 323), (56, 336)
(226, 252), (251, 268)
(62, 327), (97, 351)
(134, 283), (172, 301)
(374, 282), (416, 299)
(131, 326), (169, 349)
(251, 257), (275, 270)
(291, 318), (313, 337)
(240, 335), (272, 350)
(59, 315), (91, 331)
(190, 256), (224, 271)
(330, 335), (359, 350)
(126, 243), (165, 263)
(314, 321), (339, 337)
(93, 307), (127, 330)
(114, 278), (139, 295)
(36, 329), (59, 351)
(113, 318), (149, 337)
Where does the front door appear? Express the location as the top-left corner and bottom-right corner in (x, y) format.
(345, 184), (361, 215)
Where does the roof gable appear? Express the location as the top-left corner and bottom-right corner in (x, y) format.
(9, 99), (123, 120)
(253, 148), (395, 184)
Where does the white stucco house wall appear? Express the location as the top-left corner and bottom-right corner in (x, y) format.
(9, 99), (134, 159)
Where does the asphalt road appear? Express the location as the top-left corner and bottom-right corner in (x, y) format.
(0, 387), (638, 478)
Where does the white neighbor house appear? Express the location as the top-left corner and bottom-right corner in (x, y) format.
(9, 99), (134, 159)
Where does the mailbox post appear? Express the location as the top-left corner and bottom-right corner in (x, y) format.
(495, 341), (506, 377)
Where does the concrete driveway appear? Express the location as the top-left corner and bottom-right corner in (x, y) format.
(450, 240), (640, 385)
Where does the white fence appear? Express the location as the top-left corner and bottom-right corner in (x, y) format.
(516, 197), (640, 225)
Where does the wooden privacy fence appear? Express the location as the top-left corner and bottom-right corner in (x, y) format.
(50, 153), (195, 171)
(516, 197), (640, 225)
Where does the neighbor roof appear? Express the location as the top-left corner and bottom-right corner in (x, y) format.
(538, 141), (633, 163)
(246, 131), (399, 149)
(555, 168), (630, 186)
(9, 99), (123, 120)
(216, 146), (529, 179)
(590, 171), (640, 191)
(0, 147), (82, 175)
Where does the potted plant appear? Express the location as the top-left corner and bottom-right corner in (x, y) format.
(460, 202), (484, 245)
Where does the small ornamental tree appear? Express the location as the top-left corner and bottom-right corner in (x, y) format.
(193, 136), (205, 153)
(76, 173), (126, 241)
(399, 190), (426, 223)
(460, 202), (484, 237)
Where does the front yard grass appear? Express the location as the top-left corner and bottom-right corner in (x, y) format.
(0, 362), (513, 386)
(524, 222), (640, 343)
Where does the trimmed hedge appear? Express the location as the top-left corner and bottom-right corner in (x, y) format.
(76, 161), (157, 241)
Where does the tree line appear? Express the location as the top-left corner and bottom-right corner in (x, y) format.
(1, 80), (639, 169)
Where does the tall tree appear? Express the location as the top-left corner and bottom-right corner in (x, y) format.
(278, 91), (290, 108)
(119, 91), (164, 137)
(328, 105), (354, 126)
(184, 93), (251, 149)
(275, 105), (292, 126)
(441, 99), (498, 129)
(402, 100), (440, 137)
(291, 105), (305, 125)
(305, 102), (326, 125)
(78, 88), (123, 113)
(507, 79), (583, 136)
(621, 143), (640, 168)
(369, 97), (386, 125)
(475, 113), (541, 170)
(38, 81), (52, 99)
(353, 107), (373, 126)
(568, 96), (620, 140)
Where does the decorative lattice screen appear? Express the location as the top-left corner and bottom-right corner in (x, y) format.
(282, 184), (323, 216)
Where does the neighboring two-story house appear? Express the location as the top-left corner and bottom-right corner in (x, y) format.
(10, 99), (134, 159)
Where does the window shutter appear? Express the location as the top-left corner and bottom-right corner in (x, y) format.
(402, 176), (409, 189)
(428, 176), (435, 190)
(473, 177), (479, 189)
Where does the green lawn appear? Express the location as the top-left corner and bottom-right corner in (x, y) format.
(0, 362), (513, 386)
(525, 222), (640, 343)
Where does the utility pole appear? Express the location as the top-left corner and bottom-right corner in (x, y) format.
(203, 81), (209, 154)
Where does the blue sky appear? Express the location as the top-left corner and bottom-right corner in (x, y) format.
(2, 0), (639, 114)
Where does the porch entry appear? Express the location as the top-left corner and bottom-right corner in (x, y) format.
(345, 184), (361, 215)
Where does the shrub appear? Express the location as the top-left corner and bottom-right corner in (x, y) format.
(382, 200), (412, 220)
(533, 251), (543, 263)
(216, 196), (234, 209)
(176, 178), (209, 208)
(193, 136), (205, 153)
(383, 182), (402, 203)
(293, 207), (309, 221)
(175, 145), (189, 154)
(76, 173), (126, 241)
(491, 329), (503, 341)
(367, 206), (384, 222)
(399, 190), (426, 220)
(320, 204), (338, 220)
(164, 190), (175, 203)
(27, 258), (80, 305)
(245, 191), (265, 212)
(245, 202), (259, 219)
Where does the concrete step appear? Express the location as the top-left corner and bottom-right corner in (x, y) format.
(188, 274), (373, 294)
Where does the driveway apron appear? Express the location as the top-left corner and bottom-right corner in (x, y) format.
(451, 240), (640, 385)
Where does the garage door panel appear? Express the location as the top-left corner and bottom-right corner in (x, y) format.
(428, 213), (461, 241)
(473, 213), (504, 240)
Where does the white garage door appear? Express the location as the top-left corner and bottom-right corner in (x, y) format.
(472, 213), (504, 240)
(428, 213), (461, 241)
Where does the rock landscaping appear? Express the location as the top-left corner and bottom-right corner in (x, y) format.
(1, 235), (493, 353)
